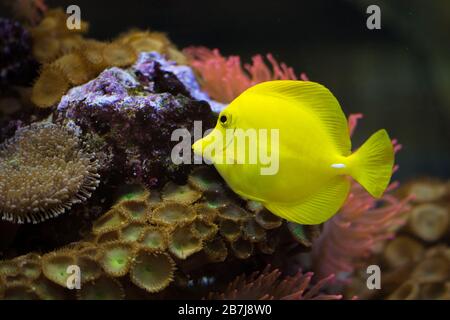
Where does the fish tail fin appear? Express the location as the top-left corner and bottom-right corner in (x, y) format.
(347, 129), (394, 198)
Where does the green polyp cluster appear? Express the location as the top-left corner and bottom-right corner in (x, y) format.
(0, 166), (302, 299)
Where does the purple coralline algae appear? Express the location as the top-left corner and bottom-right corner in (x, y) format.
(56, 52), (216, 187)
(0, 18), (38, 87)
(134, 52), (226, 112)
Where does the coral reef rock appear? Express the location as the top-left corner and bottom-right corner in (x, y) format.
(56, 52), (216, 187)
(0, 18), (37, 87)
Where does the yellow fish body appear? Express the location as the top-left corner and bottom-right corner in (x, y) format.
(192, 80), (394, 225)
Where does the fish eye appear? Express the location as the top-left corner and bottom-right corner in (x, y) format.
(219, 113), (231, 126)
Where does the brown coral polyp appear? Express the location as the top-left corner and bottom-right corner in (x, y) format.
(118, 200), (149, 222)
(231, 238), (254, 259)
(92, 208), (128, 234)
(119, 30), (170, 54)
(387, 281), (420, 300)
(0, 123), (100, 224)
(139, 227), (169, 251)
(162, 182), (202, 205)
(31, 65), (70, 108)
(169, 224), (203, 259)
(384, 236), (424, 268)
(255, 209), (282, 229)
(191, 218), (218, 240)
(219, 219), (241, 242)
(405, 180), (448, 203)
(129, 250), (175, 293)
(77, 256), (102, 284)
(41, 252), (76, 287)
(102, 43), (137, 67)
(120, 222), (146, 242)
(95, 229), (121, 244)
(77, 276), (125, 300)
(193, 203), (219, 221)
(408, 203), (449, 242)
(218, 204), (251, 222)
(204, 238), (228, 262)
(151, 202), (196, 226)
(53, 53), (94, 85)
(2, 284), (40, 300)
(242, 219), (266, 243)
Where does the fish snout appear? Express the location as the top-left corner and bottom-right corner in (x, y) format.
(192, 138), (205, 156)
(192, 132), (216, 155)
(193, 135), (215, 162)
(192, 129), (224, 162)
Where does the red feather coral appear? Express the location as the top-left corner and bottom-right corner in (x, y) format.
(206, 265), (342, 300)
(184, 47), (304, 103)
(311, 114), (413, 281)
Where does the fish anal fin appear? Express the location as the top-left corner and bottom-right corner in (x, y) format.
(264, 176), (351, 225)
(245, 80), (351, 156)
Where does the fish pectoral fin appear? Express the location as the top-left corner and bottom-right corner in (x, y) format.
(264, 177), (351, 225)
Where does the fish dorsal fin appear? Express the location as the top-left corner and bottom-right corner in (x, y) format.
(243, 80), (351, 156)
(264, 176), (351, 225)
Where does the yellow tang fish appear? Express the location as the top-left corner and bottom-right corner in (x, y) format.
(192, 80), (394, 225)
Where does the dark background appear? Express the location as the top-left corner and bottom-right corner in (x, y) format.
(5, 0), (450, 180)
